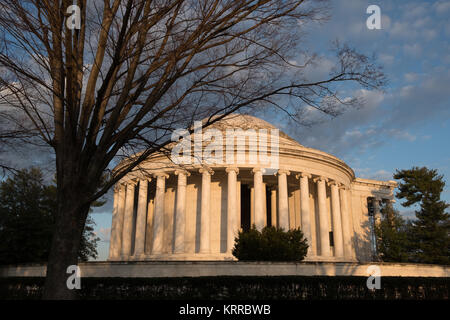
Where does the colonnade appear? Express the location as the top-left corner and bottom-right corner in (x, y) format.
(109, 167), (358, 261)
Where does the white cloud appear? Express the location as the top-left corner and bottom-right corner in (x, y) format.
(404, 73), (418, 82)
(368, 169), (393, 181)
(433, 0), (450, 14)
(403, 43), (422, 57)
(399, 85), (414, 97)
(353, 168), (393, 181)
(422, 28), (437, 41)
(385, 129), (416, 142)
(285, 66), (450, 160)
(379, 53), (395, 65)
(412, 16), (431, 29)
(290, 89), (385, 156)
(387, 70), (450, 128)
(385, 3), (438, 43)
(390, 21), (411, 38)
(381, 14), (391, 30)
(301, 56), (335, 83)
(402, 3), (429, 19)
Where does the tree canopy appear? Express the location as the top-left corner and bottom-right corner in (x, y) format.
(0, 168), (100, 264)
(393, 167), (450, 265)
(376, 167), (450, 265)
(374, 202), (410, 263)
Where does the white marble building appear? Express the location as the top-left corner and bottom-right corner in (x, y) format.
(108, 114), (396, 263)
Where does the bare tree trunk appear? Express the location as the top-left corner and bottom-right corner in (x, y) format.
(42, 185), (90, 300)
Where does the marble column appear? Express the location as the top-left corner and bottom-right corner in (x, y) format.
(134, 179), (149, 258)
(226, 167), (239, 253)
(339, 186), (353, 259)
(253, 168), (265, 231)
(329, 181), (344, 258)
(199, 168), (213, 254)
(173, 170), (189, 254)
(270, 187), (277, 227)
(108, 186), (119, 260)
(263, 183), (267, 225)
(277, 170), (290, 230)
(121, 181), (136, 259)
(315, 176), (331, 257)
(297, 173), (313, 255)
(109, 183), (126, 260)
(151, 173), (167, 254)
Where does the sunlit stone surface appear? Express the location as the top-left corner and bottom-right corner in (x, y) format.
(108, 115), (396, 263)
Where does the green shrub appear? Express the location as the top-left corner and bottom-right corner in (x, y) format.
(232, 226), (308, 261)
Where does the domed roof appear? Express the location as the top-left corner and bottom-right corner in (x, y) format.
(203, 113), (302, 146)
(118, 113), (355, 183)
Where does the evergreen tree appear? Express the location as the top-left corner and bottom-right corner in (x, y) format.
(375, 202), (410, 262)
(394, 167), (450, 265)
(0, 168), (100, 264)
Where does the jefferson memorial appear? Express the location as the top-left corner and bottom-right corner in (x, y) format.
(108, 114), (397, 263)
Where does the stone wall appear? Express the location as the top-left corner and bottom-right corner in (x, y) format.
(1, 261), (449, 278)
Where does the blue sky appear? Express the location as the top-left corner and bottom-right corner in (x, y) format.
(90, 0), (450, 261)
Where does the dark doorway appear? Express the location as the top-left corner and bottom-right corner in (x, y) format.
(240, 184), (251, 232)
(266, 185), (272, 227)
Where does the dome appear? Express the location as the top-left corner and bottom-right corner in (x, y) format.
(203, 113), (301, 145)
(120, 113), (356, 184)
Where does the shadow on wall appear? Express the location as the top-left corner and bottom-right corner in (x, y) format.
(219, 179), (228, 254)
(194, 180), (201, 253)
(352, 209), (376, 263)
(311, 219), (376, 277)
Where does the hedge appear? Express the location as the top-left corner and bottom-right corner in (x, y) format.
(232, 226), (308, 261)
(0, 276), (448, 300)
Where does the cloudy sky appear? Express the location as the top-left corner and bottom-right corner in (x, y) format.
(90, 0), (450, 261)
